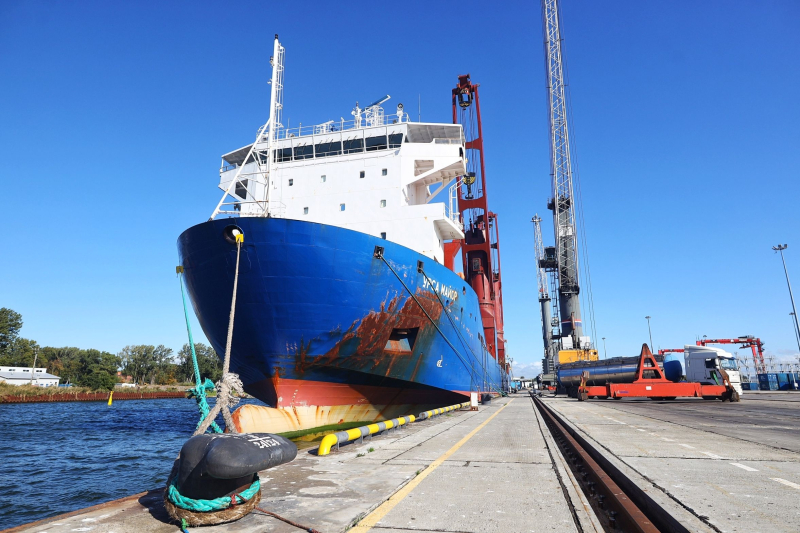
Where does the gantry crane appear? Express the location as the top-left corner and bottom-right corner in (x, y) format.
(658, 336), (766, 374)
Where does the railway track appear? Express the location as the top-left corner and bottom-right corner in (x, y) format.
(533, 395), (689, 533)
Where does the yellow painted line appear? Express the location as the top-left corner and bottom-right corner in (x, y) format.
(352, 399), (514, 532)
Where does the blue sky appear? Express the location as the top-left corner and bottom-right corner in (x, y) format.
(1, 1), (799, 378)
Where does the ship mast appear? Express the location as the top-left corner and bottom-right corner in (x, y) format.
(209, 35), (285, 220)
(542, 0), (587, 351)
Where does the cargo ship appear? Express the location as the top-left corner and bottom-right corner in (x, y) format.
(178, 36), (509, 435)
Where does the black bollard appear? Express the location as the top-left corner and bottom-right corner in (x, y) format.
(175, 433), (297, 500)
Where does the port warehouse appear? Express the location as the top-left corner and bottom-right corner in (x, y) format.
(0, 366), (60, 387)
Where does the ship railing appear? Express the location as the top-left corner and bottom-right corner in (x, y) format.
(257, 113), (409, 141)
(214, 200), (286, 218)
(446, 178), (463, 230)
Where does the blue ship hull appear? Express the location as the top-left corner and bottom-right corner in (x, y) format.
(178, 218), (506, 432)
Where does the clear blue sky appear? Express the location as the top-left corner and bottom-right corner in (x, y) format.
(1, 1), (799, 378)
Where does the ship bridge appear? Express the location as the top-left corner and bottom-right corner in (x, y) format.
(218, 113), (467, 261)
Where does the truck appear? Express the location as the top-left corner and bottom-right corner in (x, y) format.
(666, 345), (743, 396)
(557, 343), (741, 401)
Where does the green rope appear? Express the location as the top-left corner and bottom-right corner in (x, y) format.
(177, 267), (222, 434)
(166, 474), (260, 512)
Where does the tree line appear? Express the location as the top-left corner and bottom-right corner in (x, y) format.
(0, 307), (221, 391)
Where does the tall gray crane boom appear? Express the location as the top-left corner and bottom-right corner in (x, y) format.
(533, 215), (558, 376)
(542, 0), (586, 349)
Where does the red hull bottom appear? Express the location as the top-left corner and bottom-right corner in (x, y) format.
(233, 378), (469, 436)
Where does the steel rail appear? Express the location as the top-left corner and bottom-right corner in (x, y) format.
(533, 396), (690, 533)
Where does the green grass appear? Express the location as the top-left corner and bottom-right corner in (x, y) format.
(277, 420), (373, 440)
(0, 383), (187, 398)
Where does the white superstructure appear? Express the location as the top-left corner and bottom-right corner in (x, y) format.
(0, 366), (61, 387)
(210, 36), (466, 262)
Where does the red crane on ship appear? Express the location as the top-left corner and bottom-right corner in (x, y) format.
(445, 75), (508, 378)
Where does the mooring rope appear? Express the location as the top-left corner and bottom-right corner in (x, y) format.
(166, 474), (260, 512)
(194, 233), (245, 435)
(254, 507), (324, 533)
(177, 266), (222, 434)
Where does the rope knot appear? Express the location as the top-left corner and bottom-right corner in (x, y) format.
(217, 372), (244, 409)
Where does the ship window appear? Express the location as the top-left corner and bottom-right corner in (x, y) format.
(342, 138), (363, 154)
(366, 135), (388, 151)
(382, 168), (388, 176)
(380, 232), (386, 239)
(388, 133), (403, 148)
(303, 207), (309, 215)
(234, 179), (249, 199)
(360, 171), (365, 178)
(340, 203), (346, 211)
(288, 179), (293, 186)
(293, 145), (313, 160)
(384, 328), (418, 352)
(315, 141), (342, 157)
(380, 199), (386, 208)
(274, 148), (292, 162)
(320, 175), (326, 183)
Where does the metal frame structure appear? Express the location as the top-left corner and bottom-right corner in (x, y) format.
(533, 215), (559, 377)
(658, 336), (767, 375)
(542, 0), (585, 348)
(210, 35), (285, 221)
(578, 344), (739, 401)
(451, 74), (507, 372)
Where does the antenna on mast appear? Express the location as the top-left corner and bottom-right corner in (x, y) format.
(209, 35), (285, 220)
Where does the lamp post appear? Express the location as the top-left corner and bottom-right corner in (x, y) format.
(602, 337), (607, 359)
(774, 244), (800, 352)
(29, 348), (38, 386)
(645, 316), (653, 351)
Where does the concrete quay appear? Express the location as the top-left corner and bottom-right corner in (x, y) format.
(541, 393), (800, 533)
(6, 396), (598, 533)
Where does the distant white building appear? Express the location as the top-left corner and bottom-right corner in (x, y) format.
(0, 366), (61, 387)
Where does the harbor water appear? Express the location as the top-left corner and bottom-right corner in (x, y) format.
(0, 397), (262, 530)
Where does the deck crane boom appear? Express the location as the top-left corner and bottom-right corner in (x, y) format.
(450, 75), (508, 387)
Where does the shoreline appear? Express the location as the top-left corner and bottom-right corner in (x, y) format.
(0, 391), (187, 404)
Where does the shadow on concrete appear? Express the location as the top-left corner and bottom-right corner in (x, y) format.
(138, 488), (174, 525)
